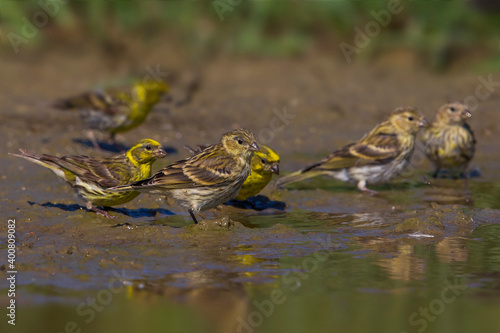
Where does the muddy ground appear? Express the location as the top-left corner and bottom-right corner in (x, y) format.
(1, 43), (500, 333)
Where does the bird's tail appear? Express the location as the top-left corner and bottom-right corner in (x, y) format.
(52, 91), (106, 111)
(9, 149), (61, 173)
(52, 96), (85, 110)
(276, 169), (325, 187)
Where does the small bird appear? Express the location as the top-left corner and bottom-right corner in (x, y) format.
(422, 102), (476, 178)
(235, 145), (280, 200)
(10, 139), (167, 218)
(112, 128), (259, 224)
(277, 107), (427, 194)
(54, 80), (169, 149)
(185, 144), (280, 200)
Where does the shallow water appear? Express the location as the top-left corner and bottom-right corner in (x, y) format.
(2, 176), (500, 333)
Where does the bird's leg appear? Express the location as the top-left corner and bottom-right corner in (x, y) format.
(85, 129), (102, 152)
(188, 209), (199, 224)
(357, 180), (378, 195)
(86, 202), (115, 218)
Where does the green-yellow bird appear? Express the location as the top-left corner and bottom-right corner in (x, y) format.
(184, 144), (280, 200)
(422, 102), (476, 178)
(54, 80), (169, 149)
(10, 139), (167, 218)
(235, 145), (280, 200)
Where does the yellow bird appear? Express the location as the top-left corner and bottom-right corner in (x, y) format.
(54, 80), (169, 149)
(235, 145), (280, 200)
(10, 139), (167, 218)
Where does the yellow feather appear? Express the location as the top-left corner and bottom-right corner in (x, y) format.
(236, 145), (280, 200)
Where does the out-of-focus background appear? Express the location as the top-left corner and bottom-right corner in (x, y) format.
(2, 0), (500, 67)
(2, 1), (500, 333)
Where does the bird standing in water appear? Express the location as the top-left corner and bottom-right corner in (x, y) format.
(277, 107), (427, 194)
(422, 102), (476, 178)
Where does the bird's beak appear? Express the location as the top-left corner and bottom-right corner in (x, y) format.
(270, 163), (280, 175)
(463, 110), (472, 119)
(249, 142), (259, 151)
(154, 148), (167, 158)
(418, 118), (428, 127)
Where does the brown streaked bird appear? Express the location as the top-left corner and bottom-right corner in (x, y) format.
(277, 107), (427, 194)
(185, 144), (280, 200)
(10, 139), (167, 218)
(111, 128), (259, 223)
(422, 102), (476, 178)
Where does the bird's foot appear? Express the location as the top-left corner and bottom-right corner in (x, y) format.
(361, 188), (378, 196)
(357, 181), (378, 195)
(95, 209), (115, 219)
(87, 202), (115, 218)
(85, 130), (104, 152)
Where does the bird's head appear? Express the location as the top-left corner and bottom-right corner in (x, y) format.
(128, 139), (167, 165)
(389, 106), (428, 134)
(133, 80), (169, 105)
(251, 145), (280, 175)
(221, 128), (259, 160)
(436, 102), (471, 125)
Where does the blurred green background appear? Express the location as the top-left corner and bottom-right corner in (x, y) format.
(2, 0), (500, 70)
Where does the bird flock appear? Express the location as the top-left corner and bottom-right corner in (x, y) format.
(10, 80), (476, 223)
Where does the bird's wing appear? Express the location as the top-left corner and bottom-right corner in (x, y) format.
(131, 146), (237, 190)
(58, 155), (132, 187)
(54, 87), (131, 116)
(460, 123), (476, 160)
(307, 133), (400, 171)
(183, 150), (237, 185)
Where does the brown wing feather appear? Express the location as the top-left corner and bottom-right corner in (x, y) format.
(131, 144), (237, 190)
(183, 147), (235, 185)
(54, 89), (129, 116)
(305, 133), (400, 172)
(138, 160), (196, 189)
(50, 155), (131, 187)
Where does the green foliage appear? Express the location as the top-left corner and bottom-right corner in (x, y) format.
(1, 0), (500, 68)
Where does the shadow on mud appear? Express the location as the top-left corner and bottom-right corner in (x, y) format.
(28, 201), (174, 218)
(225, 195), (286, 211)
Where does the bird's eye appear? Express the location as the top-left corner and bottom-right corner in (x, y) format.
(146, 145), (152, 150)
(449, 107), (456, 112)
(261, 159), (266, 164)
(237, 139), (243, 145)
(408, 116), (414, 121)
